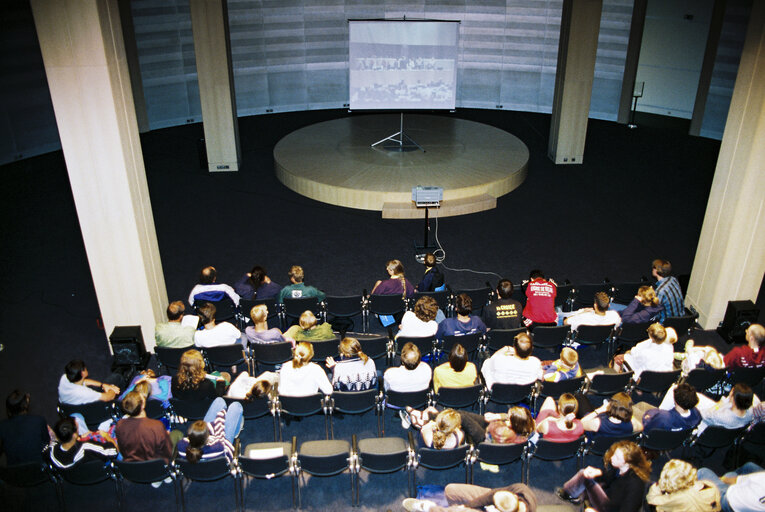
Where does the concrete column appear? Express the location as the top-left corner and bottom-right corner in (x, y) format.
(617, 0), (647, 125)
(30, 0), (167, 350)
(548, 0), (603, 165)
(189, 0), (240, 172)
(118, 0), (150, 133)
(686, 1), (765, 329)
(689, 0), (728, 137)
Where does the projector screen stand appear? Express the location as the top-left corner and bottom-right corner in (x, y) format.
(371, 113), (424, 152)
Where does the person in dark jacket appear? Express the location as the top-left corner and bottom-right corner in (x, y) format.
(619, 285), (664, 324)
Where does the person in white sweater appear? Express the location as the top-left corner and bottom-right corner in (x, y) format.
(613, 323), (676, 379)
(481, 332), (542, 389)
(278, 342), (332, 397)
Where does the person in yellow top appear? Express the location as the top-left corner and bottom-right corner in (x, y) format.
(433, 343), (478, 392)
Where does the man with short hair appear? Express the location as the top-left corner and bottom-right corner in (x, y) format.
(155, 300), (197, 348)
(58, 360), (120, 405)
(481, 333), (542, 389)
(564, 291), (622, 331)
(724, 323), (765, 368)
(0, 390), (50, 464)
(277, 265), (325, 303)
(698, 382), (760, 433)
(639, 382), (701, 431)
(522, 270), (557, 328)
(651, 259), (684, 321)
(188, 265), (240, 306)
(482, 279), (523, 330)
(383, 342), (432, 393)
(114, 391), (174, 463)
(49, 417), (117, 469)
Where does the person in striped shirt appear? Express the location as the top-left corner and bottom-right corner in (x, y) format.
(176, 397), (243, 463)
(651, 259), (685, 322)
(49, 416), (117, 469)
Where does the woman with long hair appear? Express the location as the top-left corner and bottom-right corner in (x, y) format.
(278, 342), (333, 397)
(646, 459), (721, 512)
(397, 295), (439, 338)
(619, 285), (664, 324)
(325, 337), (378, 391)
(536, 393), (584, 442)
(171, 349), (229, 400)
(408, 405), (534, 446)
(371, 259), (415, 298)
(432, 343), (478, 392)
(418, 409), (466, 449)
(556, 440), (651, 512)
(581, 392), (643, 437)
(176, 397), (243, 463)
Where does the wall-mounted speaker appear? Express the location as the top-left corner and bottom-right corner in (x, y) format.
(717, 300), (759, 344)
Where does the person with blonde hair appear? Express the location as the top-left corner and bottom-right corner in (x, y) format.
(245, 304), (287, 345)
(646, 459), (720, 512)
(383, 342), (432, 392)
(433, 343), (478, 392)
(325, 337), (378, 391)
(557, 440), (651, 512)
(403, 482), (538, 512)
(397, 295), (439, 338)
(581, 392), (643, 436)
(542, 347), (582, 382)
(371, 259), (415, 298)
(407, 405), (535, 446)
(620, 285), (664, 324)
(171, 349), (229, 400)
(283, 310), (335, 342)
(536, 394), (584, 442)
(419, 409), (465, 449)
(277, 342), (332, 397)
(564, 292), (622, 332)
(277, 265), (325, 304)
(613, 322), (677, 378)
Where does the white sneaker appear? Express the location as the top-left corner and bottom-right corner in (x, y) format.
(151, 480), (163, 488)
(163, 476), (173, 484)
(402, 498), (436, 512)
(399, 409), (412, 429)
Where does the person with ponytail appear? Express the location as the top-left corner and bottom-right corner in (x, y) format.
(371, 259), (415, 298)
(234, 265), (282, 301)
(325, 337), (378, 391)
(419, 409), (465, 449)
(176, 397), (243, 463)
(619, 285), (664, 325)
(536, 394), (584, 442)
(278, 342), (333, 397)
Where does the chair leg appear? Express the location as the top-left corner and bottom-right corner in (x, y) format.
(173, 475), (182, 512)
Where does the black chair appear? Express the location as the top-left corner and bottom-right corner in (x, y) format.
(639, 429), (692, 459)
(252, 341), (293, 372)
(113, 458), (182, 512)
(296, 438), (354, 508)
(510, 287), (527, 308)
(194, 297), (237, 323)
(57, 401), (117, 431)
(275, 393), (332, 440)
(585, 371), (634, 396)
(483, 382), (536, 410)
(155, 346), (190, 375)
(531, 325), (571, 354)
(610, 281), (646, 305)
(727, 366), (765, 388)
(613, 321), (652, 351)
(324, 294), (366, 334)
(238, 298), (280, 330)
(536, 377), (586, 409)
(310, 338), (341, 362)
(169, 398), (215, 427)
(50, 459), (118, 511)
(282, 297), (323, 328)
(634, 370), (681, 398)
(485, 328), (526, 353)
(581, 432), (641, 460)
(433, 384), (484, 413)
(684, 425), (748, 463)
(0, 461), (59, 508)
(737, 422), (765, 466)
(554, 283), (574, 311)
(383, 389), (430, 436)
(683, 368), (727, 398)
(412, 290), (450, 314)
(571, 324), (616, 361)
(663, 313), (697, 338)
(328, 389), (383, 437)
(204, 344), (249, 374)
(471, 441), (527, 484)
(175, 453), (241, 512)
(238, 439), (296, 509)
(441, 333), (482, 360)
(353, 333), (389, 362)
(366, 294), (408, 332)
(571, 282), (611, 310)
(354, 434), (415, 505)
(394, 336), (437, 365)
(144, 399), (168, 420)
(414, 433), (472, 485)
(453, 287), (492, 315)
(524, 437), (582, 484)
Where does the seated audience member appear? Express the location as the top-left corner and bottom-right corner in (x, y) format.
(433, 343), (478, 392)
(723, 323), (765, 368)
(681, 340), (725, 376)
(118, 370), (172, 408)
(697, 462), (765, 512)
(277, 265), (326, 303)
(408, 406), (535, 446)
(325, 337), (378, 391)
(635, 382), (701, 432)
(698, 382), (759, 433)
(436, 293), (487, 341)
(403, 482), (538, 512)
(564, 291), (622, 331)
(651, 259), (685, 322)
(619, 285), (664, 325)
(481, 332), (542, 389)
(413, 408), (466, 449)
(397, 296), (439, 338)
(416, 252), (444, 292)
(188, 265), (240, 307)
(371, 259), (415, 298)
(234, 265), (281, 301)
(482, 279), (523, 330)
(278, 342), (333, 397)
(0, 390), (50, 465)
(283, 310), (335, 342)
(646, 459), (721, 512)
(224, 371), (278, 401)
(244, 304), (286, 345)
(556, 440), (650, 512)
(49, 416), (117, 470)
(193, 302), (242, 348)
(114, 391), (174, 463)
(383, 342), (432, 393)
(171, 349), (229, 400)
(612, 323), (677, 378)
(542, 347), (582, 382)
(522, 270), (557, 328)
(536, 394), (584, 442)
(155, 301), (197, 348)
(581, 392), (643, 436)
(176, 397), (243, 463)
(58, 359), (121, 405)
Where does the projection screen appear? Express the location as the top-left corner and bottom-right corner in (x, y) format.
(349, 20), (460, 110)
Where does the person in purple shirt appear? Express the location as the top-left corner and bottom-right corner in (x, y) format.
(619, 285), (664, 324)
(371, 259), (415, 298)
(234, 265), (282, 301)
(436, 294), (487, 341)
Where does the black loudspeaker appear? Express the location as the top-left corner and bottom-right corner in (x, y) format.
(717, 300), (759, 344)
(109, 325), (149, 368)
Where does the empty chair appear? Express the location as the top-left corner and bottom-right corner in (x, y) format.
(571, 324), (616, 360)
(194, 297), (237, 323)
(727, 366), (765, 388)
(412, 290), (450, 314)
(204, 344), (249, 374)
(613, 321), (652, 351)
(238, 298), (279, 330)
(536, 377), (586, 407)
(485, 328), (526, 353)
(282, 296), (323, 328)
(296, 438), (354, 508)
(50, 459), (118, 511)
(238, 439), (296, 509)
(169, 398), (215, 426)
(175, 453), (241, 512)
(531, 325), (571, 354)
(683, 368), (727, 398)
(0, 461), (58, 508)
(580, 432), (641, 460)
(684, 425), (748, 463)
(453, 287), (491, 315)
(113, 458), (182, 512)
(433, 384), (484, 413)
(585, 372), (634, 397)
(354, 434), (414, 505)
(394, 336), (437, 365)
(634, 370), (681, 399)
(324, 295), (366, 334)
(275, 393), (332, 441)
(155, 347), (192, 375)
(639, 428), (692, 457)
(353, 333), (389, 362)
(524, 437), (582, 483)
(328, 389), (382, 437)
(382, 389), (430, 436)
(663, 313), (697, 339)
(366, 294), (408, 332)
(571, 282), (611, 310)
(251, 341), (293, 372)
(310, 339), (341, 362)
(144, 399), (168, 421)
(554, 283), (574, 311)
(471, 441), (527, 484)
(483, 382), (536, 409)
(610, 281), (646, 305)
(57, 401), (116, 431)
(413, 430), (472, 485)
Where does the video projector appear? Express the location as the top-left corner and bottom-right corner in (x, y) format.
(412, 186), (443, 207)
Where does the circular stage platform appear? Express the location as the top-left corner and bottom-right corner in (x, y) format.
(274, 114), (529, 218)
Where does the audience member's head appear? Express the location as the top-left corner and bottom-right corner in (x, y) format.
(637, 286), (659, 307)
(298, 310), (319, 330)
(432, 409), (461, 450)
(647, 323), (668, 344)
(339, 337), (368, 363)
(513, 333), (533, 359)
(176, 349), (206, 390)
(53, 417), (77, 444)
(185, 420), (210, 463)
(448, 343), (468, 373)
(199, 266), (217, 284)
(121, 391), (146, 417)
(401, 342), (422, 370)
(248, 265), (267, 288)
(167, 301), (186, 321)
(288, 265), (304, 283)
(559, 393), (578, 429)
(423, 253), (437, 269)
(133, 381), (151, 401)
(673, 383), (699, 411)
(657, 459), (698, 494)
(605, 440), (651, 482)
(529, 269), (545, 280)
(413, 296), (439, 322)
(508, 406), (535, 437)
(386, 259), (405, 277)
(606, 392), (634, 422)
(293, 342), (314, 369)
(454, 293), (473, 316)
(6, 390), (31, 418)
(731, 382), (754, 411)
(249, 304), (269, 325)
(559, 347), (578, 369)
(652, 259), (672, 278)
(65, 359), (87, 383)
(197, 302), (217, 325)
(245, 380), (273, 401)
(496, 279), (514, 299)
(746, 323), (765, 348)
(594, 291), (610, 312)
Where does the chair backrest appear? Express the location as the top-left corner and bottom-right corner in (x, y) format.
(169, 398), (215, 421)
(531, 325), (571, 349)
(176, 456), (232, 482)
(58, 401), (115, 430)
(253, 341), (293, 366)
(56, 459), (113, 485)
(434, 384), (483, 410)
(683, 368), (726, 394)
(417, 444), (469, 470)
(610, 281), (645, 305)
(587, 372), (634, 396)
(385, 389), (429, 410)
(574, 324), (615, 345)
(615, 322), (652, 344)
(203, 344), (247, 368)
(0, 462), (51, 488)
(355, 334), (389, 360)
(239, 441), (293, 478)
(356, 436), (410, 473)
(487, 382), (535, 405)
(298, 439), (351, 476)
(742, 422), (765, 446)
(324, 295), (365, 317)
(537, 377), (586, 400)
(248, 298), (279, 319)
(278, 393), (326, 416)
(442, 333), (481, 356)
(571, 283), (611, 310)
(283, 297), (322, 319)
(144, 399), (167, 420)
(155, 346), (190, 374)
(639, 428), (691, 451)
(194, 297), (237, 322)
(486, 328), (526, 352)
(663, 314), (696, 336)
(554, 284), (574, 309)
(529, 437), (582, 461)
(635, 370), (681, 394)
(694, 425), (749, 449)
(310, 339), (341, 361)
(113, 458), (172, 484)
(330, 389), (379, 414)
(396, 335), (436, 357)
(454, 287), (491, 313)
(225, 396), (270, 420)
(475, 441), (526, 466)
(412, 291), (450, 312)
(727, 366), (765, 387)
(368, 294), (407, 316)
(583, 432), (641, 457)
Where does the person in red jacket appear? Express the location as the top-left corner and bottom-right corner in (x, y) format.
(724, 323), (765, 368)
(522, 270), (557, 329)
